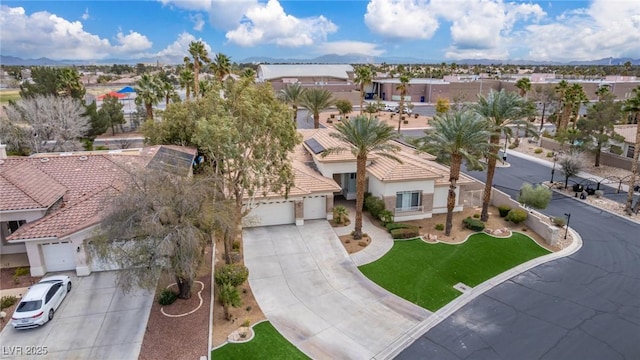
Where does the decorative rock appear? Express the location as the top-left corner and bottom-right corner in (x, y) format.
(358, 241), (367, 247)
(428, 233), (438, 241)
(494, 229), (503, 235)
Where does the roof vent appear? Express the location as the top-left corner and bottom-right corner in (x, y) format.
(79, 156), (88, 161)
(60, 152), (73, 156)
(40, 158), (50, 163)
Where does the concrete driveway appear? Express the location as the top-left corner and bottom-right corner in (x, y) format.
(0, 271), (153, 360)
(243, 221), (431, 359)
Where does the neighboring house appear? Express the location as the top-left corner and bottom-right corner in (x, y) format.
(244, 129), (474, 226)
(0, 145), (196, 277)
(613, 125), (638, 159)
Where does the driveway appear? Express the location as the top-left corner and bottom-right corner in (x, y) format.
(0, 271), (153, 360)
(243, 221), (431, 359)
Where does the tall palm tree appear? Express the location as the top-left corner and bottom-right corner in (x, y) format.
(473, 89), (533, 221)
(623, 86), (640, 215)
(396, 74), (411, 132)
(179, 68), (194, 100)
(134, 73), (163, 120)
(323, 116), (401, 239)
(515, 78), (531, 98)
(57, 68), (85, 99)
(414, 111), (491, 235)
(161, 80), (177, 107)
(199, 79), (213, 97)
(212, 53), (231, 82)
(279, 83), (305, 122)
(241, 68), (256, 82)
(354, 65), (373, 115)
(299, 88), (334, 129)
(188, 40), (211, 98)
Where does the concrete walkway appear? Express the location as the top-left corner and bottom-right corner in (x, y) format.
(243, 221), (431, 359)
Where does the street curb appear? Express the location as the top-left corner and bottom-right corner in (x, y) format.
(375, 227), (583, 360)
(550, 188), (640, 225)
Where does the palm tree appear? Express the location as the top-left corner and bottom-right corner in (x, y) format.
(279, 83), (305, 122)
(199, 79), (213, 97)
(241, 68), (256, 82)
(623, 86), (640, 214)
(179, 68), (194, 101)
(188, 40), (211, 98)
(473, 89), (534, 221)
(323, 116), (401, 239)
(212, 53), (231, 82)
(134, 73), (163, 120)
(299, 88), (334, 129)
(414, 111), (491, 235)
(396, 74), (411, 132)
(161, 80), (177, 107)
(515, 78), (531, 98)
(354, 65), (373, 114)
(57, 68), (85, 99)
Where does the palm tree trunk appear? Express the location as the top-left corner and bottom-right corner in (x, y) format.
(397, 98), (405, 132)
(292, 105), (298, 121)
(314, 113), (320, 129)
(360, 87), (364, 115)
(624, 123), (640, 214)
(445, 155), (461, 236)
(186, 87), (190, 100)
(481, 135), (500, 221)
(353, 155), (367, 239)
(194, 63), (200, 99)
(146, 103), (153, 120)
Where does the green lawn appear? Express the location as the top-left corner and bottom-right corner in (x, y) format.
(359, 233), (550, 311)
(0, 91), (21, 104)
(212, 321), (309, 360)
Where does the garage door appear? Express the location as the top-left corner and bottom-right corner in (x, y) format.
(304, 196), (326, 220)
(42, 241), (76, 272)
(245, 201), (295, 227)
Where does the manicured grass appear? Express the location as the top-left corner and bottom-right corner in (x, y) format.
(0, 91), (21, 104)
(359, 233), (550, 311)
(212, 321), (309, 360)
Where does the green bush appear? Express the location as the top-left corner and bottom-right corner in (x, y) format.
(232, 240), (241, 251)
(552, 216), (566, 227)
(434, 223), (444, 231)
(390, 228), (420, 239)
(214, 264), (249, 287)
(506, 209), (528, 224)
(534, 148), (543, 154)
(364, 196), (385, 219)
(158, 288), (177, 306)
(385, 222), (418, 232)
(94, 145), (109, 151)
(473, 213), (480, 219)
(546, 151), (554, 158)
(378, 210), (394, 225)
(610, 145), (623, 155)
(14, 267), (30, 277)
(1, 295), (18, 310)
(497, 205), (511, 217)
(462, 217), (485, 231)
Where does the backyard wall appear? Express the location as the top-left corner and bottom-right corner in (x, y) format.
(539, 138), (639, 172)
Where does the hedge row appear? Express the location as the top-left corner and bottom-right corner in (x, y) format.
(462, 217), (485, 231)
(390, 228), (420, 239)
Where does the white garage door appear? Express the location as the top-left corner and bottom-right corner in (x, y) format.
(304, 196), (326, 220)
(246, 201), (295, 227)
(42, 241), (76, 272)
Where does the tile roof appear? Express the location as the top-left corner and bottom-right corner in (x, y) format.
(298, 128), (380, 163)
(0, 161), (67, 211)
(248, 160), (341, 200)
(614, 125), (638, 144)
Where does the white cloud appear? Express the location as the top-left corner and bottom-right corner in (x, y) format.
(316, 41), (385, 56)
(153, 32), (213, 63)
(191, 13), (205, 31)
(0, 5), (152, 60)
(81, 8), (90, 20)
(364, 0), (439, 40)
(159, 0), (256, 30)
(225, 0), (337, 47)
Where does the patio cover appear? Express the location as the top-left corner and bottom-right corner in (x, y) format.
(117, 86), (136, 94)
(97, 91), (126, 100)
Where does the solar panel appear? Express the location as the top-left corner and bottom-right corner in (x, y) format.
(304, 138), (325, 155)
(146, 146), (196, 176)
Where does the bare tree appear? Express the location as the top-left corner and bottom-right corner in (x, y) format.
(4, 95), (89, 152)
(559, 151), (585, 189)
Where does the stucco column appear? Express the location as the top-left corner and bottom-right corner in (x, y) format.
(325, 196), (334, 220)
(25, 242), (45, 276)
(383, 196), (396, 214)
(422, 193), (434, 212)
(295, 200), (304, 226)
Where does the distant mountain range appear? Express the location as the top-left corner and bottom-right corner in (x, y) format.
(1, 54), (639, 66)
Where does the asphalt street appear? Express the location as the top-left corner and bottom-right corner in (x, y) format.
(399, 155), (640, 359)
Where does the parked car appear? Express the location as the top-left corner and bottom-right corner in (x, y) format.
(11, 275), (72, 329)
(395, 106), (413, 115)
(384, 104), (396, 112)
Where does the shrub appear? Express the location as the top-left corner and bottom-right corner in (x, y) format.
(508, 143), (518, 149)
(14, 267), (29, 277)
(363, 192), (372, 200)
(0, 295), (18, 310)
(218, 283), (242, 321)
(534, 148), (543, 154)
(506, 209), (528, 224)
(332, 205), (349, 225)
(94, 145), (109, 151)
(434, 223), (444, 231)
(541, 130), (553, 138)
(390, 228), (420, 239)
(232, 240), (241, 251)
(214, 264), (249, 287)
(378, 210), (394, 225)
(364, 196), (385, 219)
(473, 213), (480, 219)
(552, 216), (567, 227)
(546, 151), (554, 158)
(609, 145), (623, 155)
(462, 217), (485, 231)
(158, 288), (177, 306)
(594, 190), (604, 198)
(242, 319), (251, 327)
(497, 205), (511, 217)
(518, 182), (552, 210)
(385, 222), (418, 232)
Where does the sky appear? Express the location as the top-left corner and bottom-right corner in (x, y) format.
(1, 0), (639, 64)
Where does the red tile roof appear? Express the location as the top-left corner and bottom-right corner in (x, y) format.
(0, 162), (66, 211)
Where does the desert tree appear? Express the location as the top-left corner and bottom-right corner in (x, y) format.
(518, 183), (552, 210)
(98, 95), (126, 136)
(576, 91), (624, 166)
(142, 96), (206, 147)
(91, 169), (234, 299)
(335, 99), (353, 118)
(194, 78), (301, 264)
(559, 151), (585, 189)
(414, 111), (491, 235)
(323, 116), (400, 239)
(299, 88), (335, 129)
(19, 67), (84, 100)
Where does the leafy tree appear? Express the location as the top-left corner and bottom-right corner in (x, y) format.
(335, 99), (353, 117)
(435, 97), (450, 115)
(299, 88), (335, 129)
(577, 91), (624, 166)
(212, 53), (231, 82)
(518, 183), (552, 209)
(279, 83), (305, 121)
(92, 169), (234, 299)
(473, 89), (535, 221)
(142, 97), (204, 147)
(622, 86), (640, 214)
(98, 95), (126, 136)
(414, 111), (490, 235)
(19, 67), (61, 99)
(559, 151), (585, 189)
(354, 65), (373, 114)
(135, 73), (163, 120)
(396, 74), (411, 132)
(322, 116), (400, 239)
(84, 101), (109, 140)
(193, 79), (300, 264)
(188, 41), (211, 98)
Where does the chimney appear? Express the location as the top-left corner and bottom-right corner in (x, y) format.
(0, 144), (6, 159)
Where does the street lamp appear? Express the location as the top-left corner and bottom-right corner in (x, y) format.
(564, 212), (571, 239)
(503, 138), (508, 162)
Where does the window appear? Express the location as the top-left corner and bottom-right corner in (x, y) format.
(17, 300), (42, 312)
(8, 220), (26, 234)
(396, 191), (421, 212)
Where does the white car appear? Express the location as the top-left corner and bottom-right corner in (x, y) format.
(395, 106), (413, 115)
(384, 104), (396, 112)
(11, 275), (72, 329)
